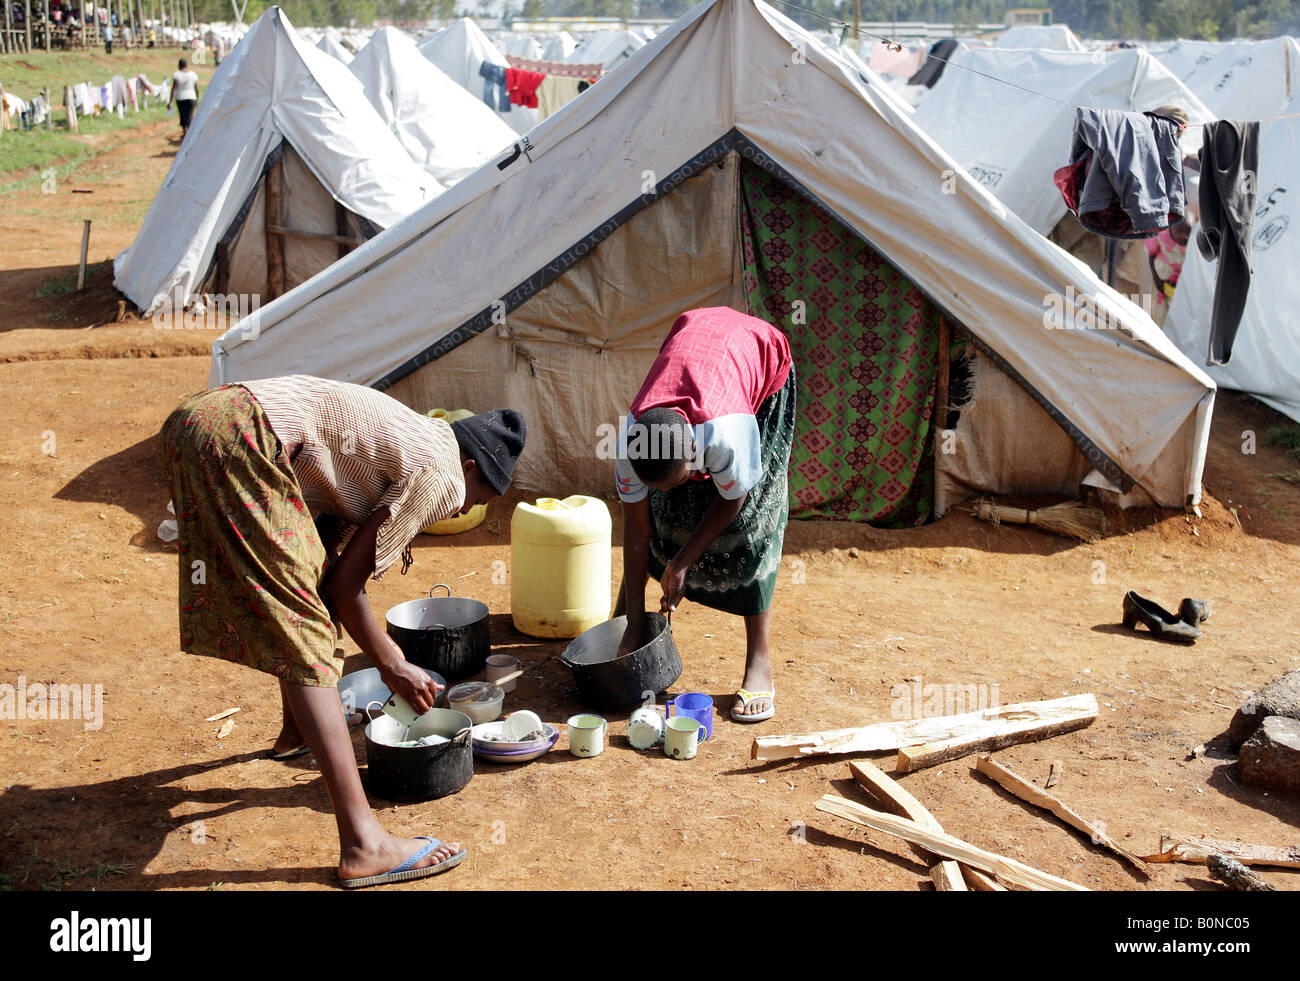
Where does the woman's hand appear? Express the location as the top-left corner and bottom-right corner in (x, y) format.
(659, 559), (688, 614)
(380, 659), (444, 715)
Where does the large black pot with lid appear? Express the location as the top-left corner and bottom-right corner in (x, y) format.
(560, 613), (682, 711)
(385, 584), (491, 681)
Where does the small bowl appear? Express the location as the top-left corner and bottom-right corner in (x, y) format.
(447, 681), (504, 725)
(338, 666), (447, 721)
(471, 721), (559, 763)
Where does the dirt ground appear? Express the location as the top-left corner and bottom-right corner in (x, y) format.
(0, 122), (1297, 893)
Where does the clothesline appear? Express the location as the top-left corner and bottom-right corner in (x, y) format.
(762, 0), (1300, 126)
(503, 54), (603, 81)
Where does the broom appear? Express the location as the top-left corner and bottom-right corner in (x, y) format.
(972, 498), (1106, 543)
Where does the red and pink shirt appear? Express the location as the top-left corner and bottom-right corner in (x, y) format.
(616, 307), (792, 503)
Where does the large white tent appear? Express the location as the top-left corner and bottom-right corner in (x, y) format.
(993, 25), (1086, 51)
(351, 27), (517, 186)
(567, 29), (646, 69)
(113, 8), (438, 317)
(544, 31), (578, 61)
(1155, 36), (1299, 121)
(212, 0), (1214, 517)
(911, 47), (1213, 236)
(1165, 105), (1300, 422)
(316, 27), (354, 64)
(418, 18), (537, 135)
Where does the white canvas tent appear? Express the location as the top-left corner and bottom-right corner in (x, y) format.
(113, 8), (439, 317)
(1155, 36), (1299, 121)
(212, 0), (1214, 517)
(912, 47), (1213, 236)
(544, 31), (578, 61)
(317, 27), (354, 64)
(1165, 108), (1300, 422)
(418, 18), (537, 135)
(498, 34), (543, 59)
(567, 29), (646, 69)
(351, 27), (517, 186)
(993, 25), (1085, 51)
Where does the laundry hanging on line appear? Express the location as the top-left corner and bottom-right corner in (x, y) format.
(1196, 118), (1260, 366)
(478, 63), (510, 112)
(1054, 107), (1187, 240)
(507, 68), (546, 109)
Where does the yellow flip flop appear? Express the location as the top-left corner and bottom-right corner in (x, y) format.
(731, 687), (775, 723)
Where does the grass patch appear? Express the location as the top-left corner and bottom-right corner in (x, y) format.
(10, 845), (132, 891)
(1265, 423), (1300, 460)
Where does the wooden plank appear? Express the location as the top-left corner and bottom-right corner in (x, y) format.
(815, 795), (1089, 891)
(752, 694), (1098, 762)
(895, 697), (1098, 772)
(1141, 835), (1300, 870)
(335, 200), (351, 260)
(847, 759), (964, 890)
(264, 158), (285, 300)
(960, 864), (1007, 890)
(930, 863), (965, 891)
(266, 224), (363, 247)
(973, 755), (1149, 875)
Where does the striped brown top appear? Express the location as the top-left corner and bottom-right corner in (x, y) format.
(242, 375), (465, 579)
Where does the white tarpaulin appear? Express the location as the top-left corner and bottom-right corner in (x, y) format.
(113, 8), (438, 316)
(1155, 36), (1299, 121)
(418, 18), (537, 135)
(351, 27), (516, 186)
(994, 25), (1085, 51)
(567, 29), (646, 69)
(212, 0), (1214, 509)
(1165, 103), (1300, 422)
(316, 28), (353, 64)
(912, 47), (1213, 235)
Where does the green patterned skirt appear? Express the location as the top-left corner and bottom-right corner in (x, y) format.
(156, 386), (342, 687)
(646, 368), (796, 617)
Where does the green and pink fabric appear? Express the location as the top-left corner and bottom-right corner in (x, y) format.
(737, 161), (941, 526)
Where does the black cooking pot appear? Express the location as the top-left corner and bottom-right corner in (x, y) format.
(364, 707), (474, 802)
(561, 613), (682, 712)
(386, 584), (490, 681)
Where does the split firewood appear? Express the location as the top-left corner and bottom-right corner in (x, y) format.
(1141, 835), (1300, 869)
(815, 795), (1089, 891)
(1046, 760), (1062, 788)
(895, 696), (1099, 773)
(848, 759), (965, 890)
(973, 755), (1148, 875)
(960, 865), (1007, 890)
(1207, 853), (1275, 891)
(216, 718), (235, 739)
(205, 707), (241, 722)
(752, 694), (1097, 762)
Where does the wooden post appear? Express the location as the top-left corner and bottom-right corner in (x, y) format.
(76, 220), (92, 292)
(264, 157), (285, 300)
(65, 84), (77, 131)
(335, 201), (350, 260)
(24, 0), (31, 52)
(42, 0), (49, 51)
(0, 84), (7, 135)
(3, 0), (11, 55)
(43, 87), (52, 130)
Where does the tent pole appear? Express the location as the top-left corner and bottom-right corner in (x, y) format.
(265, 157), (286, 301)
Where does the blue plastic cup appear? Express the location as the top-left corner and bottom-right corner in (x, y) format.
(666, 692), (714, 741)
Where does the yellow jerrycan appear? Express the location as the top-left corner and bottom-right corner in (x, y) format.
(511, 496), (612, 638)
(423, 408), (487, 535)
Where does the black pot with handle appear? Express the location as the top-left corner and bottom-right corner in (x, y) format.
(364, 707), (474, 802)
(385, 584), (491, 681)
(560, 613), (682, 711)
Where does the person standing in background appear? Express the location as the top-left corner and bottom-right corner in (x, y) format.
(167, 58), (200, 140)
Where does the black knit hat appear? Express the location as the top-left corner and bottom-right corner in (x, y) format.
(450, 410), (527, 496)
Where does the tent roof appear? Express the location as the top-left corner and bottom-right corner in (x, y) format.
(351, 27), (516, 186)
(567, 29), (646, 69)
(113, 8), (438, 316)
(213, 0), (1214, 508)
(912, 46), (1214, 235)
(993, 25), (1086, 51)
(1155, 36), (1300, 121)
(316, 28), (353, 63)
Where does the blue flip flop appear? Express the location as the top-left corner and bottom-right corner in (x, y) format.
(339, 836), (467, 889)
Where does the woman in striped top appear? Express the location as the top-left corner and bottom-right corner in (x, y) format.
(158, 375), (525, 887)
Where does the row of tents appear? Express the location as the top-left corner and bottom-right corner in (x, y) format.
(112, 2), (1298, 526)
